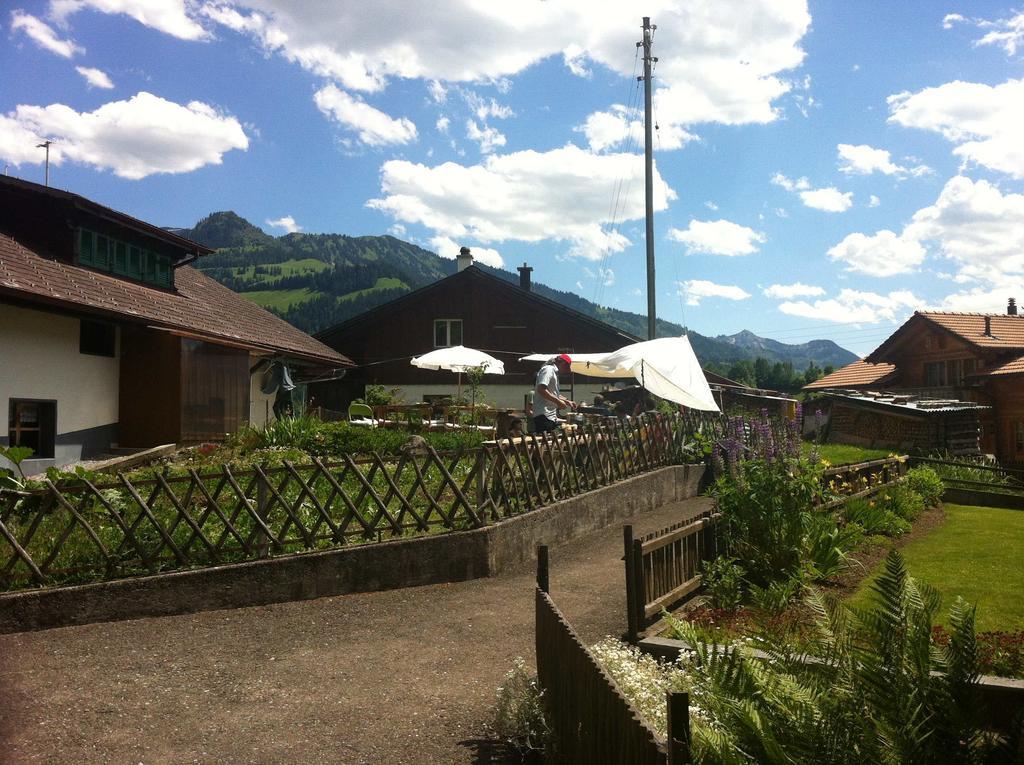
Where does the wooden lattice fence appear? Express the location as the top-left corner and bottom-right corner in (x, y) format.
(0, 411), (723, 592)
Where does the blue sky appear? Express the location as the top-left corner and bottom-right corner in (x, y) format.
(2, 1), (1024, 356)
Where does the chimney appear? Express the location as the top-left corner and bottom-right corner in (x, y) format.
(457, 246), (473, 272)
(984, 316), (992, 336)
(518, 262), (533, 291)
(1009, 297), (1018, 316)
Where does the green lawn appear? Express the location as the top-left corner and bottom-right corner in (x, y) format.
(803, 442), (894, 465)
(850, 504), (1024, 632)
(241, 287), (324, 310)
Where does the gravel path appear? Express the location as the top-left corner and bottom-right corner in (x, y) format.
(0, 496), (712, 765)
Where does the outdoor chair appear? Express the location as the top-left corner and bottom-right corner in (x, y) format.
(348, 402), (377, 427)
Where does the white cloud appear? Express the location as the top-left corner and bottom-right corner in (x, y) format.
(583, 265), (615, 286)
(313, 84), (417, 147)
(367, 144), (676, 261)
(435, 116), (450, 134)
(799, 187), (853, 212)
(10, 11), (83, 58)
(75, 66), (114, 89)
(0, 91), (248, 178)
(678, 280), (751, 306)
(837, 143), (929, 176)
(466, 120), (506, 153)
(935, 282), (1024, 313)
(943, 13), (966, 30)
(667, 219), (766, 256)
(427, 80), (447, 104)
(53, 0), (209, 41)
(779, 288), (918, 324)
(704, 201), (718, 211)
(869, 194), (880, 207)
(888, 78), (1024, 179)
(771, 173), (810, 192)
(975, 12), (1024, 56)
(190, 1), (808, 142)
(943, 10), (1024, 55)
(579, 103), (695, 152)
(826, 229), (926, 277)
(266, 215), (300, 233)
(825, 176), (1024, 287)
(904, 176), (1024, 281)
(562, 44), (591, 77)
(762, 282), (825, 299)
(428, 235), (503, 268)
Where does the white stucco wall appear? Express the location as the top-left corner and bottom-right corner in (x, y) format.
(1, 302), (120, 468)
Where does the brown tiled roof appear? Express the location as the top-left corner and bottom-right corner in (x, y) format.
(0, 233), (352, 367)
(919, 311), (1024, 349)
(981, 354), (1024, 377)
(803, 359), (897, 390)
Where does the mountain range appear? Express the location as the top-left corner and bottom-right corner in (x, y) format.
(178, 212), (858, 372)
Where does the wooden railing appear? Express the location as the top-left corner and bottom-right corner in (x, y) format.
(0, 411), (722, 592)
(535, 546), (691, 764)
(623, 510), (720, 641)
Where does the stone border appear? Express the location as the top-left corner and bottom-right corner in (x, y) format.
(0, 464), (704, 634)
(943, 487), (1024, 510)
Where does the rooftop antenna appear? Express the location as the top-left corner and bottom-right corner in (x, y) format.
(36, 139), (53, 186)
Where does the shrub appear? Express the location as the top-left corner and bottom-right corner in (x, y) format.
(882, 483), (926, 521)
(844, 497), (910, 537)
(362, 385), (401, 406)
(493, 658), (551, 756)
(905, 466), (944, 507)
(802, 513), (858, 581)
(749, 575), (803, 616)
(701, 557), (745, 611)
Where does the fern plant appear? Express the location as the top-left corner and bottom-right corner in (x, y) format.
(667, 551), (1003, 765)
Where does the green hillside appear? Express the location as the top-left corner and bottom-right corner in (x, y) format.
(189, 212), (857, 372)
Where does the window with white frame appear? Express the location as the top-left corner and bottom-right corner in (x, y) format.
(434, 319), (463, 347)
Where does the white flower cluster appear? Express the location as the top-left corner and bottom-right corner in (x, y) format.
(590, 637), (691, 737)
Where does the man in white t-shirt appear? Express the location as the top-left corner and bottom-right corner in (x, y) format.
(533, 354), (577, 433)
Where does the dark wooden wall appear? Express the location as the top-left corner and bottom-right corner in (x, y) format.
(180, 340), (249, 442)
(318, 267), (634, 390)
(119, 328), (182, 447)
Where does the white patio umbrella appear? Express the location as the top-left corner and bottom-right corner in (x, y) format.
(410, 345), (505, 404)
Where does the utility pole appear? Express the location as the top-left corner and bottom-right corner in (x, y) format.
(640, 17), (657, 340)
(36, 140), (52, 186)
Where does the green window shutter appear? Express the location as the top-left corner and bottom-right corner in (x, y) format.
(114, 242), (128, 274)
(79, 229), (94, 265)
(95, 235), (110, 271)
(128, 246), (142, 279)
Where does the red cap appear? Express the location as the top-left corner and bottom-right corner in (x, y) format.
(556, 353), (572, 365)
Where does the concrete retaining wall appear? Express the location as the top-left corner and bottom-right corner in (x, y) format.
(0, 463), (704, 634)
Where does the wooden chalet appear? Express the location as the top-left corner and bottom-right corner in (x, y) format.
(0, 176), (352, 472)
(805, 303), (1024, 462)
(314, 249), (637, 410)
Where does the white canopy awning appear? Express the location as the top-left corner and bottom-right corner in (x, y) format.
(520, 336), (719, 412)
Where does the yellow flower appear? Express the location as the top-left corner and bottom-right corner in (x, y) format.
(821, 459), (832, 468)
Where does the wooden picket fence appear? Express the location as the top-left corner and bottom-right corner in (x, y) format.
(535, 546), (691, 764)
(0, 411), (723, 592)
(623, 509), (721, 641)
